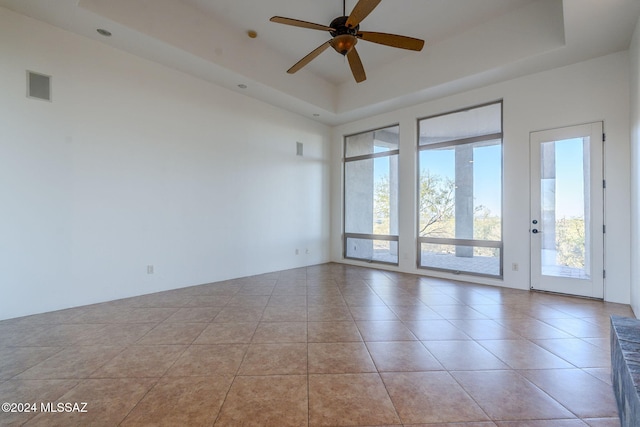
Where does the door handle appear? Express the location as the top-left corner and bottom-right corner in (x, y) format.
(532, 229), (539, 234)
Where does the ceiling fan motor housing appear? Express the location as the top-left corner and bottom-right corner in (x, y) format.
(329, 16), (359, 55)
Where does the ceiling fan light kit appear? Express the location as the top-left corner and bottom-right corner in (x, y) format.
(270, 0), (424, 83)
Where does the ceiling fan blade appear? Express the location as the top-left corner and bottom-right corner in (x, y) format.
(358, 31), (425, 51)
(346, 47), (366, 83)
(287, 41), (331, 74)
(270, 16), (334, 32)
(345, 0), (381, 28)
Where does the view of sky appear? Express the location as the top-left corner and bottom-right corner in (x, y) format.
(371, 136), (588, 220)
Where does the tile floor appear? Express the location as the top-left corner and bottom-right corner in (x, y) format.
(0, 263), (634, 426)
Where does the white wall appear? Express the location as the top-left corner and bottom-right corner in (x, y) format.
(331, 51), (632, 305)
(0, 8), (331, 321)
(630, 17), (640, 316)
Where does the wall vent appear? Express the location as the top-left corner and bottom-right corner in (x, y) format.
(296, 142), (303, 156)
(27, 71), (51, 101)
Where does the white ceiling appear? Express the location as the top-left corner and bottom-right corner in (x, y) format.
(1, 0), (639, 125)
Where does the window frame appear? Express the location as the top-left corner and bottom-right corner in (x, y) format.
(416, 101), (504, 278)
(343, 124), (400, 266)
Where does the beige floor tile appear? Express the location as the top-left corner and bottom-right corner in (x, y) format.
(448, 319), (522, 340)
(452, 370), (575, 421)
(91, 345), (186, 378)
(309, 373), (400, 426)
(411, 423), (497, 427)
(72, 307), (178, 324)
(0, 263), (628, 426)
(387, 305), (442, 321)
(163, 307), (221, 322)
(417, 294), (463, 306)
(307, 321), (362, 342)
(237, 284), (275, 296)
(349, 305), (399, 321)
(251, 321), (307, 343)
(532, 338), (611, 368)
(226, 295), (270, 308)
(583, 368), (613, 385)
(541, 317), (610, 338)
(0, 324), (52, 346)
(136, 322), (207, 345)
(582, 418), (623, 427)
(215, 375), (307, 426)
(307, 305), (353, 321)
(495, 421), (587, 426)
(494, 317), (573, 339)
(77, 323), (156, 346)
(356, 321), (417, 341)
(308, 342), (376, 373)
(0, 379), (79, 425)
(520, 369), (619, 418)
(307, 294), (347, 306)
(424, 340), (510, 371)
(17, 346), (124, 379)
(184, 295), (233, 307)
(166, 344), (247, 376)
(238, 343), (307, 375)
(267, 294), (307, 306)
(0, 346), (62, 379)
(404, 320), (471, 340)
(213, 306), (265, 322)
(366, 341), (442, 371)
(24, 378), (156, 426)
(430, 305), (489, 320)
(261, 305), (307, 322)
(378, 294), (424, 306)
(478, 339), (573, 369)
(343, 294), (386, 306)
(16, 324), (107, 347)
(273, 283), (308, 295)
(193, 322), (258, 344)
(381, 371), (489, 424)
(582, 337), (611, 351)
(121, 375), (234, 426)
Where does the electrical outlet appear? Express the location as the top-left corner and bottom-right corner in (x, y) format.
(147, 265), (154, 274)
(305, 248), (310, 254)
(512, 263), (519, 271)
(295, 249), (299, 255)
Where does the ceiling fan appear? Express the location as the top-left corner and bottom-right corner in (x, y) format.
(270, 0), (425, 83)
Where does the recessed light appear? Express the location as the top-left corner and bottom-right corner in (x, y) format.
(237, 84), (248, 89)
(96, 28), (112, 37)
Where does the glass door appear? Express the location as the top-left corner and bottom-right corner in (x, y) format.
(530, 122), (604, 298)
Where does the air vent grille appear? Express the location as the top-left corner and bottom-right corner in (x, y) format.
(27, 71), (51, 101)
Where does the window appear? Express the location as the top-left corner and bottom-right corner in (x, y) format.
(344, 125), (399, 265)
(417, 102), (503, 277)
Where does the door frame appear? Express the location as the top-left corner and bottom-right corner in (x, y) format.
(529, 122), (604, 299)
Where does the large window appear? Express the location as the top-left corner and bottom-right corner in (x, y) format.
(417, 102), (503, 277)
(344, 125), (399, 265)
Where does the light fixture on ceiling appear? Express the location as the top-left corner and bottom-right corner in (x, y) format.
(313, 113), (320, 117)
(237, 84), (248, 89)
(247, 30), (258, 39)
(269, 0), (424, 83)
(329, 34), (357, 55)
(96, 28), (112, 37)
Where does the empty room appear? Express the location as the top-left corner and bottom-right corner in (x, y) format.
(2, 0), (640, 425)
